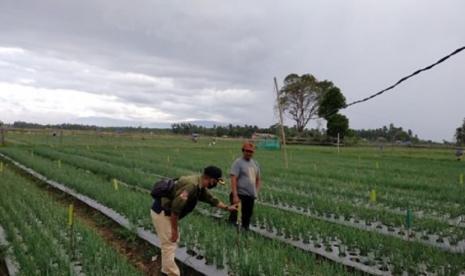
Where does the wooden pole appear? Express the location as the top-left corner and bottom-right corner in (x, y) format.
(0, 125), (5, 146)
(337, 133), (340, 154)
(274, 77), (289, 169)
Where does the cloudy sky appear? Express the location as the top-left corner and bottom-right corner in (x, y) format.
(0, 0), (464, 141)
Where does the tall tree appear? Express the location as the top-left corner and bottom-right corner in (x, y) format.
(456, 118), (465, 145)
(279, 74), (322, 133)
(326, 114), (349, 139)
(317, 82), (348, 139)
(318, 86), (346, 119)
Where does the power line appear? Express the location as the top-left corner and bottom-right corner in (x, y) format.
(277, 45), (465, 121)
(345, 45), (465, 108)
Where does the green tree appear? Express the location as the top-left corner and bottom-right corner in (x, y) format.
(279, 74), (322, 134)
(456, 118), (465, 145)
(326, 114), (349, 139)
(318, 86), (346, 119)
(316, 82), (348, 139)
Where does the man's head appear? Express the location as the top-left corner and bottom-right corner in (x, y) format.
(242, 142), (255, 160)
(202, 166), (224, 189)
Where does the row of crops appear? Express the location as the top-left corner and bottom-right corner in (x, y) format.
(0, 148), (352, 275)
(0, 165), (142, 275)
(1, 135), (465, 275)
(20, 143), (465, 247)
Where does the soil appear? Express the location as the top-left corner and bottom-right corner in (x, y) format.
(60, 196), (161, 275)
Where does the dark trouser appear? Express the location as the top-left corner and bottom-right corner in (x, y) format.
(228, 193), (255, 230)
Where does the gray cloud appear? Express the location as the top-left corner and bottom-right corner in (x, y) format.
(0, 0), (464, 141)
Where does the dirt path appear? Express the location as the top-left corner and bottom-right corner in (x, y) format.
(57, 193), (162, 275)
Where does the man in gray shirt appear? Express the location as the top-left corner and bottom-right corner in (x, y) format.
(228, 142), (261, 230)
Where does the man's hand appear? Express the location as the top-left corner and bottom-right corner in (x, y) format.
(217, 202), (238, 212)
(227, 204), (238, 212)
(171, 228), (178, 243)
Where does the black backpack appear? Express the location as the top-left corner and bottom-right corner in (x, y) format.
(150, 178), (177, 199)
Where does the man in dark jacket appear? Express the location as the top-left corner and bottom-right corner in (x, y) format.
(150, 166), (236, 276)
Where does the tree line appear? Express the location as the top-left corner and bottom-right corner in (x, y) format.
(3, 117), (464, 146)
(7, 121), (170, 134)
(352, 123), (420, 143)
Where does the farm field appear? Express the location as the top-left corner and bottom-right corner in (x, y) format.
(0, 162), (143, 275)
(1, 130), (465, 275)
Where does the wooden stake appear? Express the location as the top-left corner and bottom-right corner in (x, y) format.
(68, 204), (74, 227)
(113, 178), (119, 191)
(369, 189), (377, 204)
(0, 162), (3, 173)
(274, 77), (288, 169)
(68, 204), (75, 260)
(0, 125), (5, 146)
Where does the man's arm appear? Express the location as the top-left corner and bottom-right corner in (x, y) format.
(170, 213), (179, 242)
(255, 176), (261, 194)
(230, 160), (241, 204)
(255, 163), (261, 194)
(231, 175), (240, 204)
(217, 201), (238, 212)
(169, 185), (193, 242)
(198, 189), (237, 211)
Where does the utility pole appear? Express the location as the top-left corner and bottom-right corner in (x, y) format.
(274, 77), (288, 169)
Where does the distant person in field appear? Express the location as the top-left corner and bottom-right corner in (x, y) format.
(229, 142), (261, 230)
(456, 147), (463, 161)
(150, 166), (237, 276)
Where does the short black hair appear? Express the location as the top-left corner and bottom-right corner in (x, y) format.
(203, 166), (222, 179)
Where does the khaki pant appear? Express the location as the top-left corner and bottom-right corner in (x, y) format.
(150, 210), (180, 276)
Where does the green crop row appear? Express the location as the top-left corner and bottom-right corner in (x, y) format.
(50, 143), (465, 216)
(0, 148), (352, 275)
(26, 145), (464, 242)
(2, 147), (464, 274)
(0, 166), (142, 276)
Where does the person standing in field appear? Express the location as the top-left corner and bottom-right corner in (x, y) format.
(456, 147), (463, 161)
(228, 142), (261, 230)
(150, 166), (237, 276)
